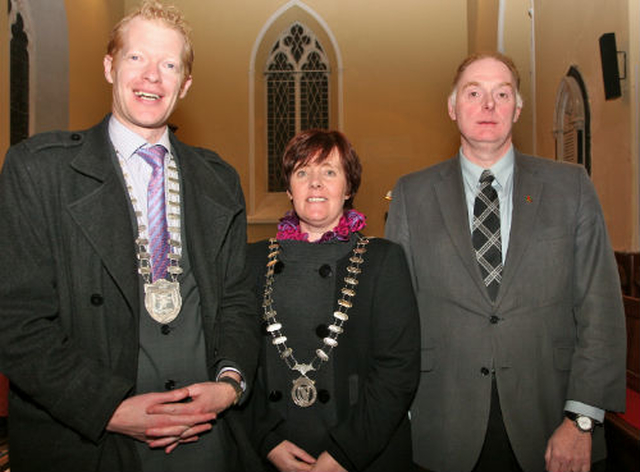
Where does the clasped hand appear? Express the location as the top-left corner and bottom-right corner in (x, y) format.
(107, 381), (237, 453)
(268, 440), (347, 472)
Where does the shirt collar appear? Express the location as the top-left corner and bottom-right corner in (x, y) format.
(459, 145), (515, 190)
(108, 115), (172, 162)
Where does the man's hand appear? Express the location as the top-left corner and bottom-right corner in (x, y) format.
(267, 440), (317, 472)
(106, 389), (217, 447)
(545, 417), (592, 472)
(145, 380), (239, 452)
(310, 451), (347, 472)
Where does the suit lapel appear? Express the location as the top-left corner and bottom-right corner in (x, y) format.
(67, 120), (139, 314)
(172, 138), (242, 308)
(496, 152), (543, 304)
(434, 158), (489, 298)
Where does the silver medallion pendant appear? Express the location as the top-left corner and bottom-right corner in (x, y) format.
(291, 376), (317, 407)
(144, 279), (182, 324)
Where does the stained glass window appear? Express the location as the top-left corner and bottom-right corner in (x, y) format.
(265, 23), (329, 192)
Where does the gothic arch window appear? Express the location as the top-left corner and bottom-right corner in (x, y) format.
(553, 67), (591, 174)
(248, 4), (342, 224)
(265, 22), (330, 191)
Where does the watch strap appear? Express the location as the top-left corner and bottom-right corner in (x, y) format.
(564, 411), (596, 432)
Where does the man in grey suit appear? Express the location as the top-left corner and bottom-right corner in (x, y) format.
(0, 2), (259, 471)
(385, 52), (626, 472)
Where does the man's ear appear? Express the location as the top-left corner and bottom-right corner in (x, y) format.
(513, 104), (522, 123)
(447, 94), (457, 121)
(103, 55), (115, 84)
(179, 75), (193, 99)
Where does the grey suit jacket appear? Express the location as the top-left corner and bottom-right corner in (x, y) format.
(385, 151), (626, 472)
(0, 116), (260, 472)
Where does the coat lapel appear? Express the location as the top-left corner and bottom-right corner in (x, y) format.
(496, 152), (543, 304)
(171, 138), (243, 310)
(67, 120), (139, 314)
(433, 158), (489, 298)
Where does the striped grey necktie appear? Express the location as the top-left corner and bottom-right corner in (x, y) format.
(472, 170), (502, 300)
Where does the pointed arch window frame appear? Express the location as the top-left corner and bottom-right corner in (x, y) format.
(553, 66), (591, 175)
(265, 22), (331, 192)
(247, 2), (343, 225)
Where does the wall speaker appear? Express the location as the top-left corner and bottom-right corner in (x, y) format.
(599, 33), (621, 100)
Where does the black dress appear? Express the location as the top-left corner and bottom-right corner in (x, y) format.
(243, 233), (420, 471)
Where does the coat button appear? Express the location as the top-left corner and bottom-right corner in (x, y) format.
(268, 390), (282, 402)
(489, 315), (500, 324)
(318, 389), (330, 403)
(315, 324), (329, 338)
(480, 367), (490, 376)
(161, 324), (171, 335)
(70, 133), (82, 141)
(90, 293), (104, 306)
(274, 261), (285, 274)
(165, 379), (176, 390)
(318, 264), (332, 278)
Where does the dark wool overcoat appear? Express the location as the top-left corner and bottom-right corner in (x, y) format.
(0, 116), (261, 472)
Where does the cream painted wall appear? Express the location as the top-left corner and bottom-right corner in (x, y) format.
(467, 0), (535, 154)
(147, 0), (467, 240)
(325, 0), (467, 238)
(501, 0), (533, 154)
(7, 0), (634, 247)
(65, 0), (124, 130)
(469, 0), (637, 250)
(468, 0), (498, 52)
(534, 0), (636, 250)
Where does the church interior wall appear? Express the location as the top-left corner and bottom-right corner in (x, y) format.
(532, 0), (636, 250)
(0, 0), (637, 249)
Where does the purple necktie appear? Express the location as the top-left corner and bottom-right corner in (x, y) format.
(136, 145), (169, 282)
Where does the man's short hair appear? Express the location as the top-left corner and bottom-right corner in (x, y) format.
(106, 0), (194, 81)
(449, 52), (523, 108)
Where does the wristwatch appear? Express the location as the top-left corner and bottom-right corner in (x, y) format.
(218, 376), (243, 405)
(564, 411), (595, 433)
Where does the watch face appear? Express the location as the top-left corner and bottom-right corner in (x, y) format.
(577, 415), (593, 431)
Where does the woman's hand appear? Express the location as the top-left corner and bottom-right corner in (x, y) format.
(267, 440), (317, 472)
(310, 452), (347, 472)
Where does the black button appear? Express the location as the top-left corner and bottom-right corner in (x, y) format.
(489, 316), (499, 324)
(70, 133), (82, 141)
(318, 389), (330, 403)
(90, 293), (104, 306)
(161, 324), (171, 335)
(480, 367), (490, 376)
(274, 261), (284, 274)
(315, 324), (329, 338)
(268, 390), (282, 402)
(165, 379), (176, 390)
(319, 264), (332, 278)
